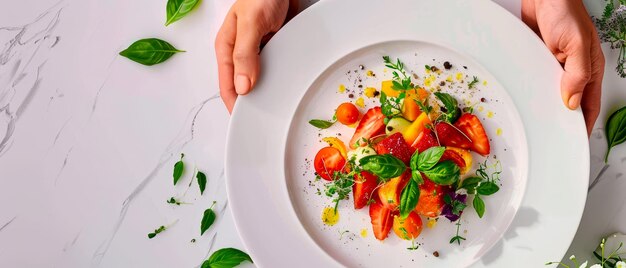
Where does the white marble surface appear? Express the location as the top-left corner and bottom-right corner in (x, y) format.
(0, 0), (623, 267)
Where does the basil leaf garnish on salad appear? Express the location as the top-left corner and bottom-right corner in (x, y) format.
(421, 161), (460, 186)
(416, 146), (445, 170)
(399, 179), (420, 219)
(309, 119), (336, 129)
(359, 154), (406, 180)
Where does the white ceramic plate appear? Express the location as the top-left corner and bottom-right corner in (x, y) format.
(226, 0), (589, 267)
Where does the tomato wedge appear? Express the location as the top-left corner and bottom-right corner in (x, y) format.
(313, 147), (346, 181)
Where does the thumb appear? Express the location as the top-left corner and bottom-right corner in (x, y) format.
(232, 18), (263, 95)
(561, 40), (591, 110)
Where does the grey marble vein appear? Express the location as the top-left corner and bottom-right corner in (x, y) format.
(195, 233), (218, 268)
(0, 2), (64, 157)
(54, 146), (73, 185)
(62, 231), (81, 252)
(90, 56), (118, 117)
(91, 94), (220, 266)
(0, 216), (17, 233)
(51, 116), (71, 147)
(589, 164), (610, 192)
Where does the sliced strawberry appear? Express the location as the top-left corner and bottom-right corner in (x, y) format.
(414, 177), (449, 218)
(353, 171), (379, 209)
(435, 122), (472, 150)
(349, 107), (386, 149)
(454, 113), (491, 155)
(410, 128), (439, 153)
(369, 200), (394, 240)
(439, 149), (466, 171)
(374, 133), (414, 164)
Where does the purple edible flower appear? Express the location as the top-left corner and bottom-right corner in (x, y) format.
(441, 192), (467, 222)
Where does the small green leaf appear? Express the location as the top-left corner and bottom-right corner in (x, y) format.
(473, 195), (485, 218)
(200, 202), (217, 235)
(477, 182), (500, 195)
(119, 38), (184, 66)
(201, 248), (253, 268)
(197, 171), (207, 195)
(417, 146), (445, 170)
(399, 179), (420, 219)
(421, 161), (460, 185)
(605, 106), (626, 163)
(173, 153), (185, 185)
(459, 176), (482, 190)
(434, 92), (460, 123)
(359, 154), (406, 180)
(309, 119), (335, 129)
(165, 0), (202, 26)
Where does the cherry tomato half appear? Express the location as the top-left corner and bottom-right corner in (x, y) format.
(336, 102), (360, 125)
(314, 147), (346, 181)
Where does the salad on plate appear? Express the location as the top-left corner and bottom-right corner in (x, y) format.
(309, 56), (503, 248)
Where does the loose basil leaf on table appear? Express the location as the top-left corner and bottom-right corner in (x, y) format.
(119, 38), (185, 66)
(200, 202), (217, 235)
(165, 0), (202, 26)
(201, 248), (253, 268)
(359, 154), (406, 180)
(197, 171), (207, 195)
(421, 161), (460, 185)
(416, 146), (445, 170)
(173, 153), (185, 185)
(605, 106), (626, 163)
(399, 179), (420, 219)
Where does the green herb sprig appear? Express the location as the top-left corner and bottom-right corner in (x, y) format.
(468, 76), (479, 89)
(173, 153), (185, 185)
(595, 1), (626, 77)
(458, 160), (501, 218)
(383, 56), (413, 90)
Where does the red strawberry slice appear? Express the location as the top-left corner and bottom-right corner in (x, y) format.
(435, 122), (472, 150)
(349, 107), (386, 149)
(374, 133), (414, 164)
(369, 200), (394, 240)
(439, 149), (466, 171)
(410, 128), (439, 153)
(353, 171), (379, 209)
(454, 113), (491, 155)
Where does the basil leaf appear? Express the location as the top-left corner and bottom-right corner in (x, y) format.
(399, 179), (420, 219)
(200, 202), (217, 235)
(173, 153), (185, 185)
(421, 161), (460, 185)
(473, 195), (485, 218)
(477, 182), (500, 195)
(417, 146), (445, 170)
(197, 171), (207, 195)
(165, 0), (202, 26)
(605, 106), (626, 163)
(459, 176), (482, 190)
(434, 92), (460, 123)
(411, 170), (424, 184)
(360, 154), (406, 180)
(309, 119), (335, 129)
(119, 38), (184, 66)
(202, 248), (253, 268)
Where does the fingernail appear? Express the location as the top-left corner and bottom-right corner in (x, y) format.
(568, 92), (582, 110)
(235, 74), (251, 95)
